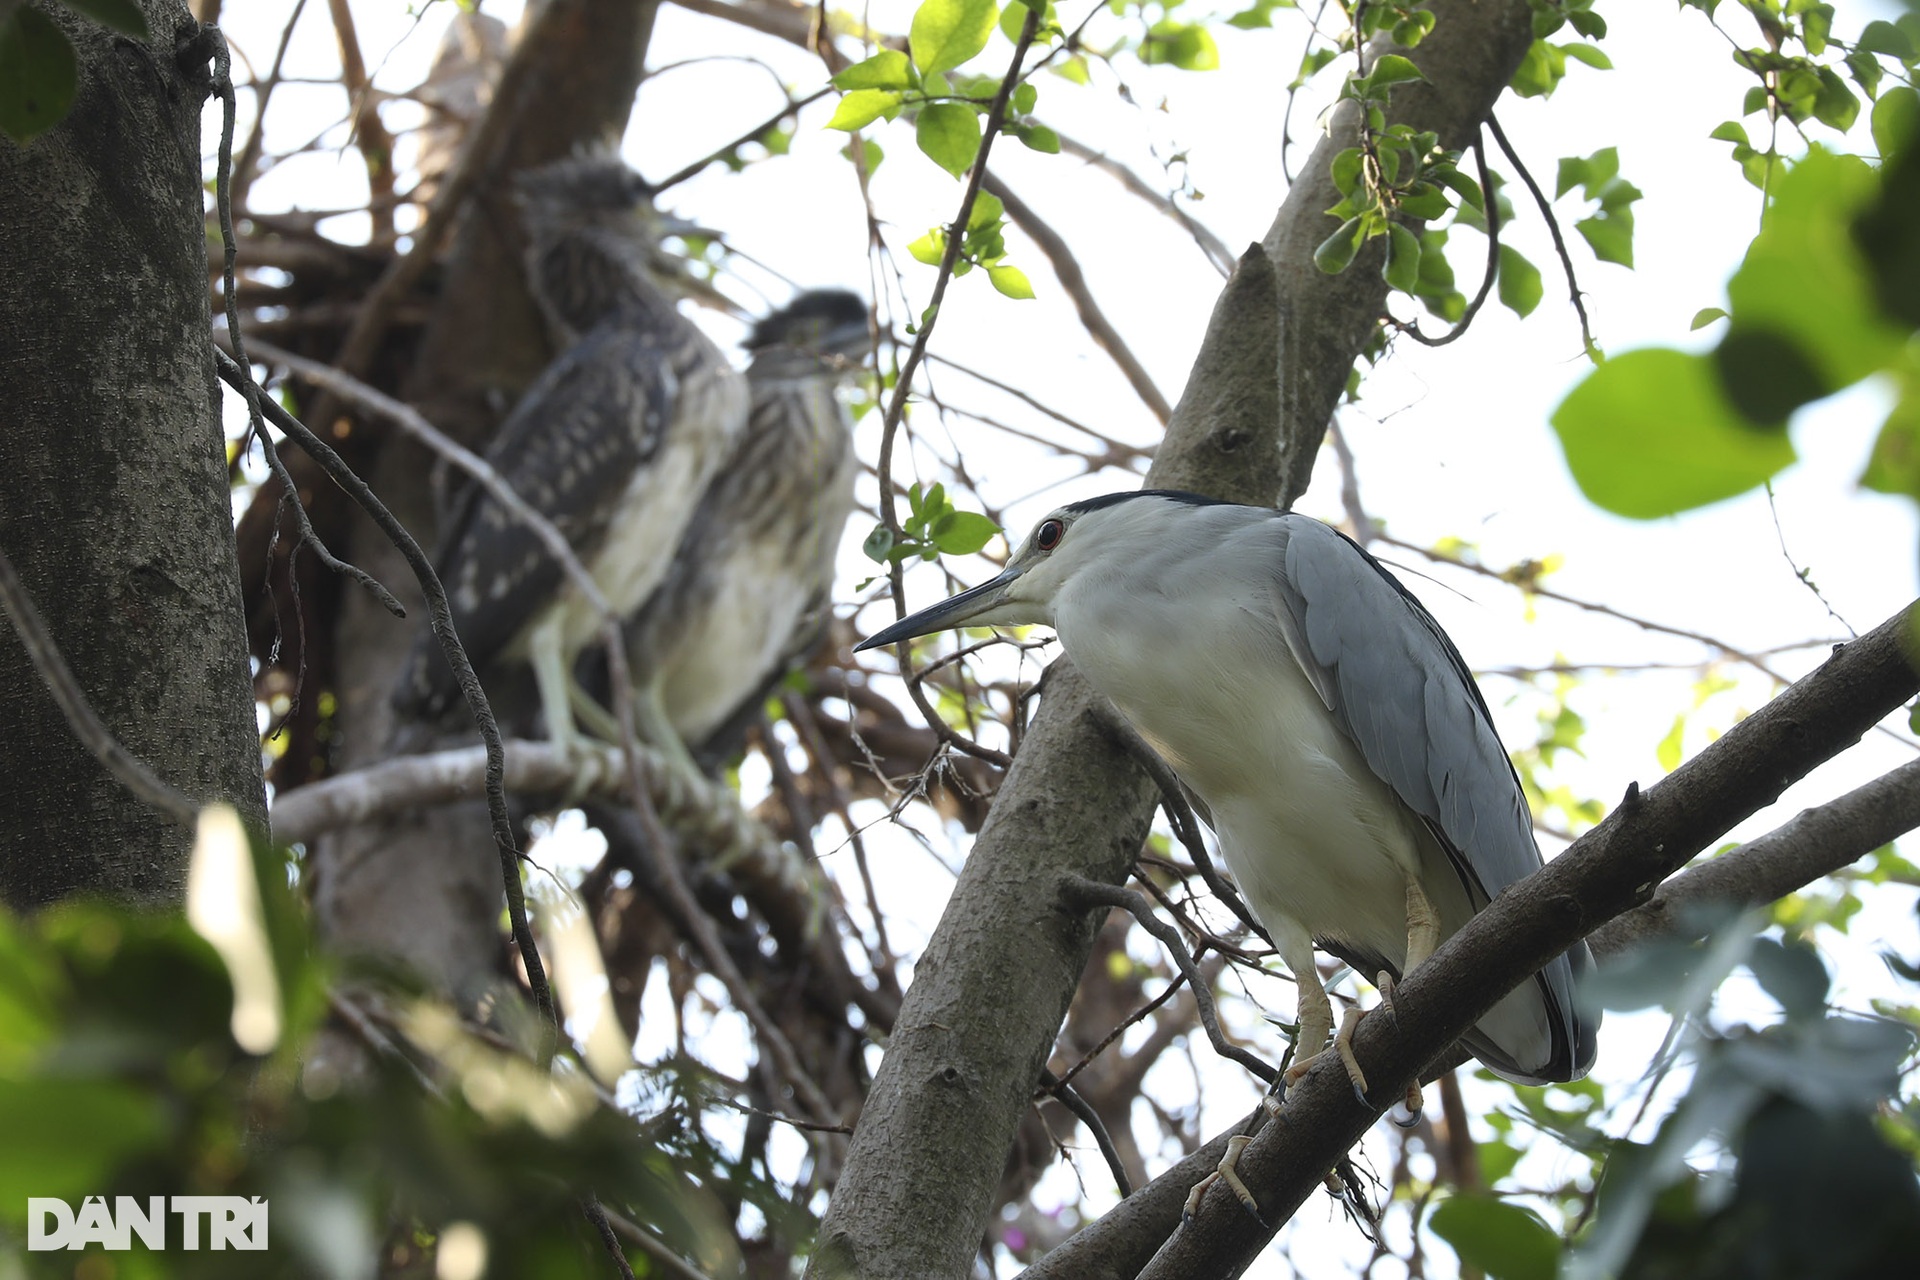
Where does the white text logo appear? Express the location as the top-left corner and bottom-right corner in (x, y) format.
(27, 1197), (268, 1251)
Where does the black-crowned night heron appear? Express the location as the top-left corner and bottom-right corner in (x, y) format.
(390, 156), (749, 755)
(859, 492), (1597, 1169)
(594, 289), (868, 769)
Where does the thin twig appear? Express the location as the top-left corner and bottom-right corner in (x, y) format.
(649, 86), (834, 193)
(1038, 1068), (1134, 1197)
(1485, 112), (1595, 354)
(1397, 130), (1499, 348)
(0, 545), (200, 827)
(984, 171), (1172, 423)
(209, 347), (558, 1041)
(1058, 876), (1276, 1085)
(581, 1195), (638, 1280)
(871, 7), (1045, 770)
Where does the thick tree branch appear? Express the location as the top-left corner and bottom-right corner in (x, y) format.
(1136, 603), (1919, 1277)
(1590, 754), (1920, 957)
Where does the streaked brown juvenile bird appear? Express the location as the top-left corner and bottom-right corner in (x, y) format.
(390, 155), (749, 755)
(577, 289), (869, 770)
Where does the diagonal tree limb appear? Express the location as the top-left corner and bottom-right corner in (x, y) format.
(1024, 652), (1920, 1278)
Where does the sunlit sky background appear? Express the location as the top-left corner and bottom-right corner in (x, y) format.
(212, 0), (1919, 1274)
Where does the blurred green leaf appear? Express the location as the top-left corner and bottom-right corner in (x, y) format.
(1551, 348), (1797, 518)
(986, 264), (1035, 299)
(1430, 1195), (1560, 1280)
(0, 5), (77, 145)
(827, 88), (903, 132)
(65, 0), (149, 38)
(0, 1079), (169, 1204)
(916, 102), (982, 177)
(1140, 22), (1219, 71)
(930, 510), (1002, 553)
(833, 50), (914, 91)
(1497, 245), (1543, 317)
(911, 0), (1000, 75)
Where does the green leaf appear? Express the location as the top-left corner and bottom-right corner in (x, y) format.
(1737, 150), (1904, 389)
(64, 0), (149, 38)
(1712, 327), (1830, 425)
(0, 6), (77, 145)
(0, 1079), (170, 1205)
(862, 524), (896, 563)
(1575, 213), (1634, 267)
(930, 510), (1002, 553)
(1015, 122), (1060, 153)
(1560, 42), (1612, 71)
(1368, 54), (1426, 88)
(833, 50), (915, 91)
(1690, 307), (1729, 330)
(1860, 370), (1920, 500)
(1141, 22), (1219, 72)
(1857, 19), (1915, 59)
(827, 89), (903, 132)
(1429, 1195), (1560, 1280)
(1812, 67), (1859, 133)
(1012, 82), (1038, 115)
(999, 0), (1053, 42)
(1872, 87), (1920, 160)
(1497, 245), (1543, 317)
(916, 102), (982, 178)
(1053, 53), (1091, 85)
(1383, 223), (1421, 292)
(1709, 120), (1750, 147)
(986, 264), (1035, 299)
(1656, 714), (1685, 772)
(968, 191), (1004, 229)
(908, 227), (948, 266)
(911, 0), (1001, 75)
(1331, 147), (1363, 195)
(1551, 348), (1797, 518)
(1313, 216), (1365, 274)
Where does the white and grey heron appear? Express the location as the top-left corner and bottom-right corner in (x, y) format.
(859, 491), (1597, 1141)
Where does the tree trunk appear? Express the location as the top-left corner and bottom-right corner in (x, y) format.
(809, 3), (1537, 1275)
(0, 0), (265, 907)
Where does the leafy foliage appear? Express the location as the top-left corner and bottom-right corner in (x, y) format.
(0, 825), (736, 1277)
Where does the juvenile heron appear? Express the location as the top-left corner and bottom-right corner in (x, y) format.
(390, 156), (749, 755)
(859, 492), (1597, 1114)
(581, 289), (869, 768)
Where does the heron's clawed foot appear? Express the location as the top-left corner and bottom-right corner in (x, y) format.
(1374, 971), (1425, 1124)
(1182, 1135), (1271, 1228)
(1283, 1006), (1370, 1105)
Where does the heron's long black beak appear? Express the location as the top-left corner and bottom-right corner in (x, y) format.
(855, 564), (1026, 651)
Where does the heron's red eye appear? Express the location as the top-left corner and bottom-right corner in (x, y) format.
(1035, 519), (1065, 552)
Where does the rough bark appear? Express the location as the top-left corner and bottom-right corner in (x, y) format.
(309, 0), (661, 998)
(0, 0), (265, 906)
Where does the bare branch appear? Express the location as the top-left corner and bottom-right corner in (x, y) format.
(984, 172), (1173, 424)
(1590, 755), (1920, 957)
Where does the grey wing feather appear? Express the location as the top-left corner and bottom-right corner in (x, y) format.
(1270, 516), (1596, 1082)
(1270, 515), (1539, 902)
(391, 325), (677, 723)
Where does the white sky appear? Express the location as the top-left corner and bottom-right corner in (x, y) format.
(212, 1), (1920, 1275)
